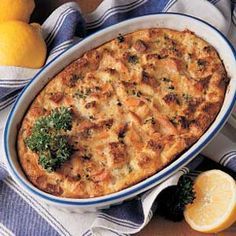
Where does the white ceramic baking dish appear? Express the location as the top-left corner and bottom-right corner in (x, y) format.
(4, 13), (236, 211)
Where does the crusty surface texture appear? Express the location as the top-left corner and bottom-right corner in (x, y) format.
(17, 28), (229, 198)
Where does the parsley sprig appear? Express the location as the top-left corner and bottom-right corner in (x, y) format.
(25, 107), (73, 172)
(156, 175), (196, 221)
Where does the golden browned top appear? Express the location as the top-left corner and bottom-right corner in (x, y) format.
(17, 28), (228, 198)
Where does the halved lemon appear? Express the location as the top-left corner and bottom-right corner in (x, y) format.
(184, 170), (236, 233)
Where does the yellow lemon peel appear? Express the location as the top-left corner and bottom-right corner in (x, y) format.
(0, 21), (46, 68)
(0, 0), (35, 23)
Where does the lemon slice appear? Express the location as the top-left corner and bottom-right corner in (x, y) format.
(184, 170), (236, 233)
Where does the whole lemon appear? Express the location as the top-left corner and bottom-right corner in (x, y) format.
(0, 0), (35, 23)
(0, 21), (47, 68)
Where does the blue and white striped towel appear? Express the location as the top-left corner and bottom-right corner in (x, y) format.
(0, 0), (235, 235)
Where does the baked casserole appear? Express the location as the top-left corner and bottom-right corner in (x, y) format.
(17, 28), (229, 198)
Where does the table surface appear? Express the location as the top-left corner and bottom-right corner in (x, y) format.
(33, 1), (236, 235)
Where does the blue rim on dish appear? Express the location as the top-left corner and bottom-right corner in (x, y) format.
(4, 12), (236, 205)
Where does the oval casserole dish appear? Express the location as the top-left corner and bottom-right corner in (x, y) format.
(18, 28), (228, 198)
(4, 14), (236, 210)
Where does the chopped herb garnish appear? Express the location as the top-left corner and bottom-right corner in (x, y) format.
(117, 33), (125, 43)
(38, 135), (72, 172)
(164, 34), (169, 40)
(128, 55), (139, 64)
(145, 97), (151, 102)
(89, 115), (95, 120)
(203, 46), (213, 53)
(75, 90), (87, 99)
(156, 175), (195, 222)
(127, 164), (133, 173)
(85, 88), (92, 94)
(182, 93), (192, 101)
(49, 107), (72, 131)
(25, 107), (73, 172)
(81, 153), (92, 161)
(130, 90), (142, 97)
(79, 128), (93, 138)
(168, 85), (175, 90)
(161, 77), (171, 82)
(136, 91), (142, 97)
(75, 88), (92, 99)
(144, 117), (156, 125)
(69, 74), (83, 87)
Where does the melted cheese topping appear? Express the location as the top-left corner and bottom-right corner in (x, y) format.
(17, 29), (228, 198)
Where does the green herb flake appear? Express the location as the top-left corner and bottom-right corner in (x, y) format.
(131, 90), (142, 97)
(144, 117), (156, 125)
(89, 115), (95, 120)
(128, 55), (139, 64)
(81, 153), (92, 161)
(168, 85), (175, 90)
(117, 33), (125, 43)
(161, 77), (171, 82)
(164, 34), (169, 40)
(75, 90), (87, 99)
(127, 164), (133, 173)
(136, 91), (142, 97)
(69, 74), (83, 87)
(182, 93), (192, 101)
